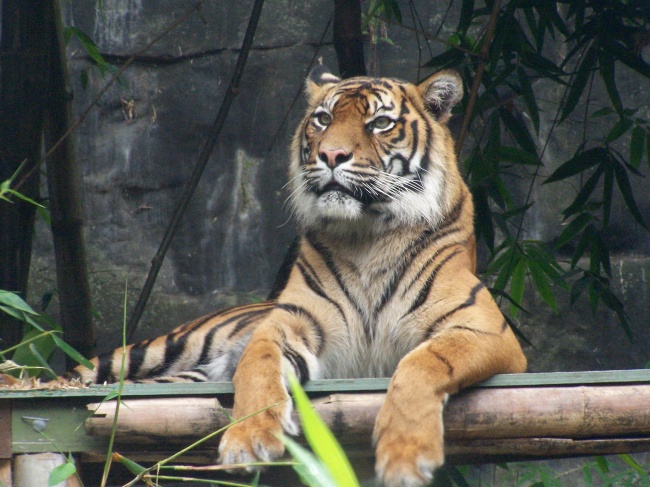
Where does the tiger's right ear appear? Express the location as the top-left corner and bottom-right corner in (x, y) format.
(305, 65), (340, 104)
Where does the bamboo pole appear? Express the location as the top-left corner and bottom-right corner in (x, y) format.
(85, 384), (650, 458)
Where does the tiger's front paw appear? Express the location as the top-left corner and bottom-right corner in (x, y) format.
(373, 397), (445, 487)
(218, 402), (298, 473)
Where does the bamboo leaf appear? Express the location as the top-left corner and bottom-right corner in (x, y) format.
(458, 0), (475, 33)
(629, 125), (645, 169)
(527, 259), (557, 313)
(613, 158), (648, 229)
(281, 436), (337, 487)
(598, 48), (623, 113)
(517, 66), (540, 133)
(562, 165), (604, 219)
(113, 453), (147, 475)
(64, 26), (107, 68)
(509, 257), (527, 318)
(498, 146), (540, 165)
(499, 108), (538, 155)
(606, 117), (633, 143)
(51, 335), (95, 370)
(48, 462), (77, 486)
(570, 274), (591, 306)
(544, 147), (607, 184)
(571, 224), (596, 268)
(288, 374), (359, 487)
(0, 290), (40, 315)
(602, 164), (614, 227)
(560, 43), (597, 122)
(556, 213), (592, 249)
(422, 48), (465, 70)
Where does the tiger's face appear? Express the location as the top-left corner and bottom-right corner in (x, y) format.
(289, 66), (464, 234)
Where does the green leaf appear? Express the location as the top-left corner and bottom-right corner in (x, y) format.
(112, 452), (147, 475)
(499, 108), (538, 155)
(602, 164), (614, 227)
(509, 257), (527, 318)
(617, 454), (650, 481)
(422, 48), (466, 70)
(48, 461), (76, 486)
(629, 126), (646, 169)
(287, 374), (359, 487)
(599, 48), (623, 113)
(544, 147), (607, 184)
(570, 274), (591, 306)
(498, 146), (540, 166)
(65, 26), (106, 67)
(517, 67), (540, 134)
(571, 224), (596, 268)
(6, 188), (46, 208)
(527, 259), (557, 313)
(591, 107), (614, 118)
(556, 213), (592, 249)
(51, 334), (95, 370)
(606, 117), (633, 143)
(0, 290), (40, 315)
(281, 435), (337, 487)
(562, 165), (604, 219)
(458, 0), (475, 34)
(473, 187), (495, 253)
(560, 43), (597, 122)
(613, 158), (648, 229)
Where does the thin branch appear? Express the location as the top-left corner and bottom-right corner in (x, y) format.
(379, 15), (479, 59)
(455, 0), (503, 155)
(13, 1), (206, 193)
(126, 0), (266, 340)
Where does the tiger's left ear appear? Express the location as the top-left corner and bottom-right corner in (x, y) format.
(305, 64), (341, 105)
(417, 70), (463, 123)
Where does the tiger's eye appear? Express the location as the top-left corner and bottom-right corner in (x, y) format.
(371, 116), (393, 130)
(316, 112), (332, 126)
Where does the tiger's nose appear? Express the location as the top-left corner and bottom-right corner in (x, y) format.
(318, 148), (352, 168)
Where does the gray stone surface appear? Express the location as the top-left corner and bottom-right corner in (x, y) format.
(23, 1), (650, 371)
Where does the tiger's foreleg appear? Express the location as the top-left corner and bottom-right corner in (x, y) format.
(218, 314), (320, 471)
(373, 284), (526, 487)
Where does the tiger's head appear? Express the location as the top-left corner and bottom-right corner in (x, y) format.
(289, 66), (465, 235)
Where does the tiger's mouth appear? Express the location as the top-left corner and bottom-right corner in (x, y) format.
(315, 181), (385, 206)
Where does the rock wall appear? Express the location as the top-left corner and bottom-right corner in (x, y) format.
(26, 1), (650, 367)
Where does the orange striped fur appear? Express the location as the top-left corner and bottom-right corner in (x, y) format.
(72, 67), (526, 487)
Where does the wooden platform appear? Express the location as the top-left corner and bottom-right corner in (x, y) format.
(1, 370), (650, 484)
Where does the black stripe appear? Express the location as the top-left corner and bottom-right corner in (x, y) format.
(267, 236), (302, 300)
(428, 349), (454, 376)
(227, 308), (273, 339)
(95, 354), (114, 383)
(175, 372), (208, 382)
(153, 332), (190, 377)
(406, 249), (463, 315)
(126, 339), (152, 380)
(426, 282), (486, 337)
(283, 343), (310, 383)
(197, 308), (271, 366)
(306, 233), (370, 338)
(296, 260), (348, 330)
(275, 303), (325, 356)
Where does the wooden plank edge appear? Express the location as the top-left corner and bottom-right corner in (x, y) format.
(3, 369), (650, 399)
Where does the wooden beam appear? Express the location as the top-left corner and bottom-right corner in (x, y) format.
(84, 384), (650, 459)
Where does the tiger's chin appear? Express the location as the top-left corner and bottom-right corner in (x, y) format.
(316, 191), (364, 220)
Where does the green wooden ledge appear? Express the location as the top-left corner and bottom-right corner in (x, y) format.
(2, 369), (650, 399)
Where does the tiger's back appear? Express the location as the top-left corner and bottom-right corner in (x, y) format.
(72, 66), (526, 487)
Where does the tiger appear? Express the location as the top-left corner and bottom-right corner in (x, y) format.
(70, 65), (527, 487)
